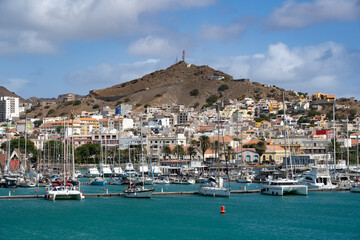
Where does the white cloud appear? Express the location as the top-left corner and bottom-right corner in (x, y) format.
(67, 59), (165, 90)
(199, 42), (360, 97)
(128, 36), (179, 57)
(200, 18), (254, 41)
(266, 0), (360, 30)
(0, 0), (215, 55)
(4, 78), (31, 94)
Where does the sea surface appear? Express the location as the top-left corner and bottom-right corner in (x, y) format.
(0, 182), (359, 240)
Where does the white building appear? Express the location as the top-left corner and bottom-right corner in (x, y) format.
(0, 96), (19, 122)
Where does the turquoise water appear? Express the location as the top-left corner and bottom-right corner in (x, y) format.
(0, 183), (359, 239)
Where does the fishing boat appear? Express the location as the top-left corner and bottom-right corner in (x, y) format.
(299, 167), (336, 189)
(199, 176), (230, 197)
(90, 177), (107, 186)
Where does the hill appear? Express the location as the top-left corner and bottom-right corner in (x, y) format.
(23, 62), (309, 118)
(0, 86), (25, 102)
(87, 61), (297, 108)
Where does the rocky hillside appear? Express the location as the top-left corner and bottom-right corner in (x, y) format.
(0, 86), (25, 102)
(88, 61), (298, 107)
(22, 61), (309, 118)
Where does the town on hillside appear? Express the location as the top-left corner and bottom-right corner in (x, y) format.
(1, 91), (359, 176)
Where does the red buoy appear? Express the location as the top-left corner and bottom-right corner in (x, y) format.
(35, 190), (38, 193)
(220, 206), (225, 214)
(240, 186), (242, 188)
(103, 189), (106, 191)
(12, 190), (15, 193)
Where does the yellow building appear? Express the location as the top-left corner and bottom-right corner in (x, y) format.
(76, 118), (99, 135)
(261, 145), (286, 164)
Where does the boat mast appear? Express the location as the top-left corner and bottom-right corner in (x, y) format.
(140, 116), (144, 188)
(346, 117), (350, 174)
(283, 92), (292, 178)
(333, 103), (336, 175)
(357, 122), (359, 179)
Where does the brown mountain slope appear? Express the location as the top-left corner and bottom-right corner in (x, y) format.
(24, 62), (305, 118)
(88, 61), (296, 108)
(0, 86), (25, 102)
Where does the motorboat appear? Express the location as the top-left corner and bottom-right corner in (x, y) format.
(199, 176), (230, 197)
(236, 170), (254, 183)
(85, 167), (100, 178)
(261, 178), (308, 196)
(350, 184), (360, 193)
(18, 177), (36, 188)
(123, 184), (154, 198)
(112, 167), (124, 177)
(124, 163), (137, 176)
(171, 177), (195, 184)
(45, 185), (85, 201)
(99, 164), (113, 177)
(299, 167), (337, 189)
(90, 177), (107, 186)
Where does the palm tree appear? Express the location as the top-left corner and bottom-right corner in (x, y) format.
(162, 146), (172, 160)
(188, 146), (197, 160)
(172, 145), (185, 159)
(198, 135), (211, 162)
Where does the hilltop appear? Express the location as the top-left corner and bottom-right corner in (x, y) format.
(87, 61), (297, 107)
(14, 61), (358, 118)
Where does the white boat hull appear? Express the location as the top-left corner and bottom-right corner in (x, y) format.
(350, 185), (360, 193)
(45, 188), (85, 201)
(123, 188), (154, 198)
(198, 186), (230, 197)
(261, 185), (308, 196)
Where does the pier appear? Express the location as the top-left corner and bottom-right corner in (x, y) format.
(0, 188), (350, 200)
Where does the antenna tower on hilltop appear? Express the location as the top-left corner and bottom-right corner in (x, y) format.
(182, 50), (185, 62)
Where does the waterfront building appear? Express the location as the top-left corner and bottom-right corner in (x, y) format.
(0, 96), (19, 122)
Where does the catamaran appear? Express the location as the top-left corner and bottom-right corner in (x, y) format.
(45, 118), (84, 201)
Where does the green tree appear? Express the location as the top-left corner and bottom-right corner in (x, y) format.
(190, 89), (199, 97)
(172, 145), (185, 159)
(162, 146), (172, 160)
(75, 143), (101, 164)
(73, 100), (81, 106)
(0, 137), (38, 162)
(188, 146), (197, 160)
(255, 141), (267, 157)
(218, 84), (229, 92)
(92, 104), (100, 109)
(198, 135), (211, 161)
(33, 120), (43, 128)
(206, 95), (219, 106)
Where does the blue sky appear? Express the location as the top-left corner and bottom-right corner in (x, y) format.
(0, 0), (359, 99)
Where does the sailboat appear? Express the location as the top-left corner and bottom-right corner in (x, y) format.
(261, 92), (308, 196)
(199, 105), (230, 197)
(45, 118), (84, 201)
(123, 117), (154, 198)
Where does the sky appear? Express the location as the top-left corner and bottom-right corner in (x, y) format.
(0, 0), (360, 99)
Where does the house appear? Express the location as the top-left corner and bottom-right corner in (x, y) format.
(234, 147), (259, 163)
(261, 145), (286, 164)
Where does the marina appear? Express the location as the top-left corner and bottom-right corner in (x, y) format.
(0, 183), (358, 239)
